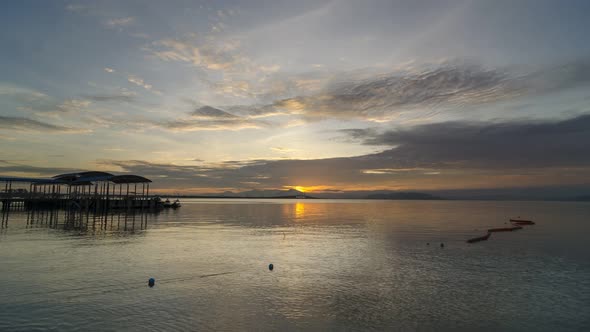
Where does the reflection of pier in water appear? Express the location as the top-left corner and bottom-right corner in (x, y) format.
(1, 208), (151, 233)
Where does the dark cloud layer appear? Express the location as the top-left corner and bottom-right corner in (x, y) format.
(94, 114), (590, 191)
(352, 114), (590, 169)
(0, 162), (77, 177)
(5, 114), (587, 191)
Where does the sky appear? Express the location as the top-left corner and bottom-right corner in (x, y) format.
(1, 0), (590, 194)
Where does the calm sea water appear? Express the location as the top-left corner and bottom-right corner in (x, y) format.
(1, 199), (589, 331)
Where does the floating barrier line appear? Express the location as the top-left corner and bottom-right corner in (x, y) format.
(0, 271), (237, 299)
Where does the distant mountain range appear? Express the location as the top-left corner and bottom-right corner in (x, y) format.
(179, 188), (316, 199)
(172, 186), (590, 201)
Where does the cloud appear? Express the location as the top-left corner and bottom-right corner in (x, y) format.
(0, 84), (47, 104)
(226, 59), (590, 122)
(65, 4), (87, 12)
(259, 65), (281, 73)
(154, 105), (267, 132)
(287, 66), (511, 121)
(104, 17), (135, 28)
(15, 98), (91, 114)
(147, 38), (245, 72)
(127, 74), (161, 94)
(127, 75), (151, 89)
(271, 147), (298, 153)
(0, 116), (88, 133)
(56, 99), (92, 112)
(0, 161), (79, 177)
(191, 106), (238, 119)
(101, 68), (159, 95)
(99, 114), (590, 192)
(162, 117), (265, 132)
(345, 114), (590, 169)
(84, 92), (136, 103)
(1, 84), (95, 114)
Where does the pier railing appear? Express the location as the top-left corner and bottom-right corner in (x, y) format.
(2, 184), (159, 211)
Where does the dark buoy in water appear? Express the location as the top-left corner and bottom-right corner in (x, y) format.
(440, 243), (444, 248)
(427, 242), (430, 246)
(268, 263), (274, 271)
(148, 277), (155, 287)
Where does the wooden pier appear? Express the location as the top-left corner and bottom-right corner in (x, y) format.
(1, 171), (163, 211)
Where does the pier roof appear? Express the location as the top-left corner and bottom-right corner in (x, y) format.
(110, 175), (152, 183)
(53, 171), (114, 182)
(1, 171), (152, 185)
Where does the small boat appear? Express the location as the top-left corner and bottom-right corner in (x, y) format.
(509, 219), (535, 225)
(162, 198), (181, 208)
(488, 226), (522, 232)
(466, 232), (491, 243)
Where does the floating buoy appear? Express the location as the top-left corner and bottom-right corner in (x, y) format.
(440, 243), (444, 248)
(148, 277), (155, 287)
(269, 263), (274, 271)
(427, 242), (430, 246)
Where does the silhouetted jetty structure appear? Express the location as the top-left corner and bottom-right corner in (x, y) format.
(1, 171), (161, 211)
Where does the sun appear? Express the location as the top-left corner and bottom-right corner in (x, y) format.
(286, 186), (306, 192)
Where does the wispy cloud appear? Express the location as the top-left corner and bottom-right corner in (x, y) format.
(271, 147), (298, 153)
(0, 115), (89, 134)
(127, 75), (152, 90)
(191, 106), (238, 119)
(83, 91), (136, 103)
(162, 117), (265, 132)
(56, 99), (92, 112)
(127, 74), (161, 95)
(104, 17), (135, 28)
(65, 4), (88, 12)
(154, 105), (268, 132)
(147, 38), (249, 72)
(224, 59), (590, 123)
(0, 84), (47, 104)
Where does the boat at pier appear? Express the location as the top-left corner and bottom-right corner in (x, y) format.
(163, 198), (181, 208)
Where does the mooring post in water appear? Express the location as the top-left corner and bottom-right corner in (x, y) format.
(106, 181), (110, 211)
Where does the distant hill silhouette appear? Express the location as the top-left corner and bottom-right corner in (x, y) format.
(366, 192), (443, 200)
(178, 188), (316, 199)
